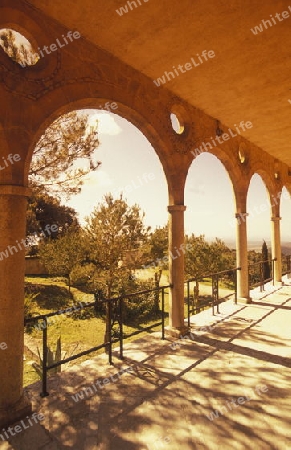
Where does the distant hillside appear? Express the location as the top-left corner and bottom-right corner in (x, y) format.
(223, 240), (291, 254)
(282, 243), (291, 255)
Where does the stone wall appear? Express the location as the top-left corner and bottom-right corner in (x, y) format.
(25, 256), (47, 275)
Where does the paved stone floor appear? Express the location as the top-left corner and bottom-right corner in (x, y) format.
(1, 278), (291, 449)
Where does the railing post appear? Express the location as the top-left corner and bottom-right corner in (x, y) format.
(187, 281), (190, 328)
(40, 318), (49, 398)
(161, 288), (165, 340)
(216, 275), (220, 314)
(194, 278), (199, 313)
(234, 269), (238, 304)
(211, 275), (215, 316)
(212, 274), (219, 315)
(119, 297), (124, 359)
(108, 300), (113, 365)
(260, 262), (264, 292)
(213, 276), (215, 314)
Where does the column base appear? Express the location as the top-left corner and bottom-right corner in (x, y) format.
(237, 297), (252, 304)
(0, 394), (32, 429)
(274, 281), (283, 287)
(165, 325), (190, 339)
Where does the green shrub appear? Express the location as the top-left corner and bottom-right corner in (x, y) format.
(24, 293), (40, 332)
(88, 276), (159, 325)
(24, 293), (39, 318)
(122, 281), (158, 324)
(70, 264), (96, 287)
(106, 277), (158, 325)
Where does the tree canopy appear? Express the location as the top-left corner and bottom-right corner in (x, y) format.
(39, 231), (84, 291)
(30, 111), (100, 199)
(1, 31), (102, 229)
(83, 194), (150, 296)
(26, 109), (100, 250)
(185, 234), (235, 279)
(262, 240), (271, 280)
(147, 225), (168, 267)
(27, 193), (80, 241)
(0, 29), (37, 66)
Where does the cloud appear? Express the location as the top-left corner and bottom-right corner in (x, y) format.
(88, 113), (122, 136)
(83, 170), (113, 188)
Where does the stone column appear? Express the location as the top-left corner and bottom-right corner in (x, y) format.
(0, 186), (32, 428)
(167, 205), (187, 335)
(271, 216), (282, 284)
(235, 212), (251, 303)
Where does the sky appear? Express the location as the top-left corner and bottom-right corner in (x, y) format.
(64, 111), (291, 247)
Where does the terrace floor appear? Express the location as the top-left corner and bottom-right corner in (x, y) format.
(2, 277), (291, 450)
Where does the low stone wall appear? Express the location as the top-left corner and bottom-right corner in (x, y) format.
(25, 256), (48, 275)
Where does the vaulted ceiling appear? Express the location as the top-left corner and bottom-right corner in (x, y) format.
(27, 0), (291, 167)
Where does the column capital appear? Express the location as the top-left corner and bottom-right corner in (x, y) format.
(168, 205), (186, 213)
(271, 216), (282, 222)
(0, 185), (31, 197)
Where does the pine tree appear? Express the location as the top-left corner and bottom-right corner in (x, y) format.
(262, 240), (271, 280)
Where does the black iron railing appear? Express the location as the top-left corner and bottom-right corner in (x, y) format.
(185, 267), (240, 327)
(248, 258), (276, 291)
(24, 256), (291, 397)
(24, 284), (171, 397)
(282, 254), (291, 277)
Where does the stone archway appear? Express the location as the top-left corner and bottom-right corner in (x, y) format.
(186, 143), (252, 303)
(1, 0), (291, 429)
(247, 167), (284, 284)
(24, 99), (174, 188)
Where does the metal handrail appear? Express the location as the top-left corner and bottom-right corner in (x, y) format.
(248, 258), (276, 291)
(186, 266), (240, 283)
(282, 254), (291, 276)
(185, 267), (241, 327)
(24, 284), (171, 397)
(25, 254), (291, 397)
